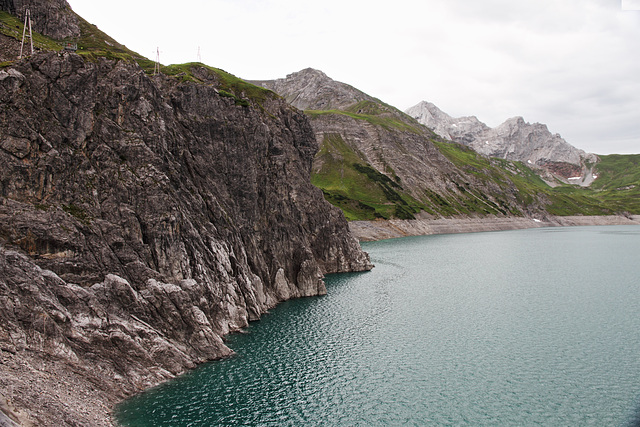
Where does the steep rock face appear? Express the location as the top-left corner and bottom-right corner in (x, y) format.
(0, 0), (80, 40)
(0, 52), (371, 424)
(405, 101), (490, 145)
(407, 101), (598, 181)
(0, 34), (21, 62)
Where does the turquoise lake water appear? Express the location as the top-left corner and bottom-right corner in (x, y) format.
(116, 225), (640, 426)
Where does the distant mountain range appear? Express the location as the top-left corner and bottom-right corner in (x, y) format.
(256, 68), (639, 221)
(406, 101), (598, 185)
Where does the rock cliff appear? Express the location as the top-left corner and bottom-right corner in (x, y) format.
(406, 101), (598, 183)
(0, 0), (80, 40)
(0, 7), (371, 424)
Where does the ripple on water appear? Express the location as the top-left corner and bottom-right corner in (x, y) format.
(117, 226), (640, 426)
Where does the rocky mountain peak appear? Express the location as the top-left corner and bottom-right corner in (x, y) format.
(406, 101), (489, 145)
(407, 101), (598, 182)
(291, 67), (330, 79)
(252, 68), (373, 111)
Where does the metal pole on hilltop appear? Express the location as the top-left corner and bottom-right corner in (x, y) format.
(154, 47), (161, 75)
(19, 8), (34, 59)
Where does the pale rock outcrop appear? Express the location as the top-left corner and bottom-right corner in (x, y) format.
(252, 68), (376, 111)
(406, 101), (598, 182)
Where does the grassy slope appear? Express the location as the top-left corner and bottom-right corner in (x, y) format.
(308, 107), (527, 220)
(311, 134), (424, 220)
(311, 113), (640, 221)
(590, 154), (640, 213)
(309, 100), (542, 220)
(436, 140), (640, 217)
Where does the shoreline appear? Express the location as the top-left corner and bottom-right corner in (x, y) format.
(3, 214), (638, 426)
(349, 215), (640, 242)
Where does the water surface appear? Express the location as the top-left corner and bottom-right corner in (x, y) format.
(117, 226), (640, 426)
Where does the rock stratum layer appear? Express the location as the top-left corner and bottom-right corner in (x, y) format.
(0, 50), (371, 425)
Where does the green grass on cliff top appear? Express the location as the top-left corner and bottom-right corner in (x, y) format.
(434, 140), (640, 216)
(0, 11), (62, 53)
(0, 10), (272, 107)
(161, 63), (275, 106)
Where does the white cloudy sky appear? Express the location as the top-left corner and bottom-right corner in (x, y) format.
(67, 0), (640, 154)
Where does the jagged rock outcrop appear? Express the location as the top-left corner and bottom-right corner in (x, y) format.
(405, 101), (490, 145)
(406, 101), (599, 183)
(0, 0), (80, 40)
(0, 50), (371, 425)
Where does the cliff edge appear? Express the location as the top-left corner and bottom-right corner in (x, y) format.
(0, 4), (371, 425)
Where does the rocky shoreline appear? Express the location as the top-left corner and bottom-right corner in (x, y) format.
(0, 50), (371, 426)
(349, 215), (640, 241)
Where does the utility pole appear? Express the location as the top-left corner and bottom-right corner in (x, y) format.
(154, 47), (161, 75)
(19, 8), (34, 59)
(197, 46), (201, 63)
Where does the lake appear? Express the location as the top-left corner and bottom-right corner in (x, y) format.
(116, 225), (640, 426)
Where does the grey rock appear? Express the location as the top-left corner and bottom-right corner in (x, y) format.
(406, 101), (599, 182)
(252, 68), (376, 111)
(0, 136), (31, 159)
(405, 101), (489, 145)
(0, 51), (371, 424)
(0, 0), (80, 40)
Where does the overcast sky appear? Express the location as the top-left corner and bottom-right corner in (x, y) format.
(67, 0), (640, 154)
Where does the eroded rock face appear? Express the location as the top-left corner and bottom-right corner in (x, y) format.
(0, 52), (371, 424)
(0, 0), (80, 40)
(406, 101), (598, 181)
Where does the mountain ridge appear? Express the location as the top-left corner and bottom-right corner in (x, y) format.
(257, 68), (639, 221)
(252, 67), (379, 111)
(406, 100), (598, 184)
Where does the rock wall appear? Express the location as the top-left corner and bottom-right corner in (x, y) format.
(0, 0), (80, 40)
(0, 52), (371, 425)
(406, 101), (598, 182)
